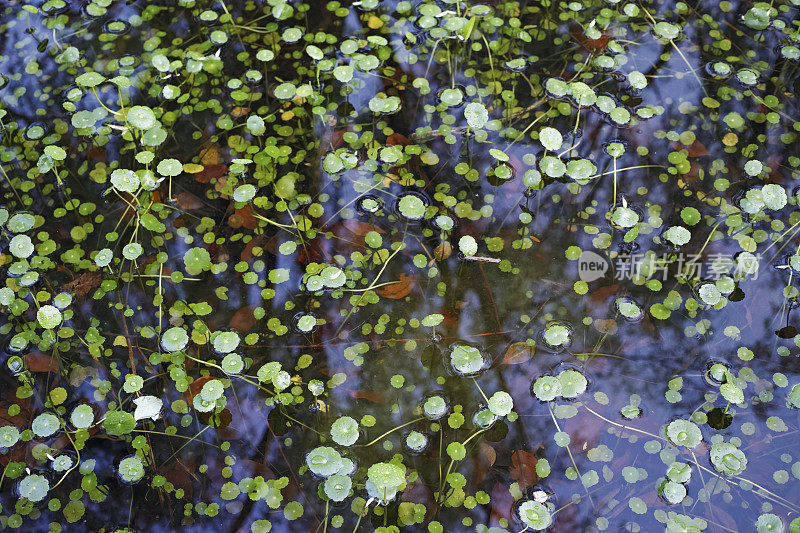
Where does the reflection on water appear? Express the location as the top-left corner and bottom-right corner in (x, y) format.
(0, 0), (799, 532)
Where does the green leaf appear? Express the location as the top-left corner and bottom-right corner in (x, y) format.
(75, 72), (106, 87)
(464, 102), (488, 129)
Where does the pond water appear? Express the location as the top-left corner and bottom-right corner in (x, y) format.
(0, 0), (799, 532)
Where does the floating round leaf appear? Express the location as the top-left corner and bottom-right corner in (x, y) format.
(126, 106), (156, 130)
(611, 207), (639, 228)
(661, 480), (687, 504)
(565, 159), (596, 183)
(183, 247), (211, 275)
(532, 375), (562, 402)
(666, 462), (692, 483)
(274, 82), (297, 99)
(330, 416), (359, 446)
(52, 454), (74, 472)
(543, 323), (571, 347)
(118, 455), (145, 483)
(423, 395), (448, 419)
(221, 353), (244, 374)
(628, 71), (647, 90)
(110, 169), (140, 193)
(306, 446), (343, 477)
(213, 331), (240, 354)
(449, 345), (484, 375)
(320, 266), (346, 288)
(70, 405), (94, 429)
(458, 235), (477, 256)
(755, 513), (784, 533)
(0, 425), (20, 447)
(366, 462), (405, 499)
(720, 382), (744, 405)
(332, 65), (353, 83)
(666, 419), (702, 448)
(201, 379), (225, 401)
(788, 384), (800, 408)
(663, 226), (691, 246)
(32, 412), (61, 437)
(37, 305), (62, 329)
(18, 474), (50, 502)
(297, 314), (317, 333)
(7, 213), (35, 233)
(324, 474), (352, 502)
(616, 297), (643, 320)
(122, 243), (143, 260)
(488, 391), (513, 417)
(156, 158), (182, 177)
(539, 127), (563, 151)
(709, 442), (747, 475)
(698, 284), (721, 306)
(133, 395), (162, 421)
(233, 184), (257, 202)
(654, 21), (680, 40)
(406, 431), (428, 452)
(558, 369), (587, 398)
(75, 72), (105, 87)
(545, 77), (568, 97)
(518, 500), (552, 530)
(539, 156), (566, 178)
(439, 87), (463, 107)
(9, 234), (34, 258)
(464, 102), (488, 129)
(762, 184), (787, 210)
(569, 82), (597, 106)
(397, 194), (427, 220)
(161, 326), (189, 352)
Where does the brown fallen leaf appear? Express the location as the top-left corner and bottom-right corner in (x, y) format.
(233, 205), (257, 230)
(61, 271), (101, 300)
(490, 481), (515, 524)
(510, 449), (539, 489)
(593, 318), (618, 335)
(193, 163), (228, 184)
(434, 242), (452, 261)
(200, 144), (222, 165)
(341, 220), (386, 237)
(500, 342), (534, 365)
(174, 191), (204, 210)
(349, 390), (386, 403)
(376, 273), (415, 299)
(229, 306), (256, 332)
(479, 443), (497, 466)
(25, 352), (59, 373)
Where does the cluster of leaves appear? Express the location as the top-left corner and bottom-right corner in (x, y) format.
(0, 0), (799, 531)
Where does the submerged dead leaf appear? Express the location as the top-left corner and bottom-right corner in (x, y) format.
(479, 443), (497, 466)
(341, 220), (386, 237)
(200, 144), (222, 165)
(61, 271), (101, 300)
(25, 352), (59, 373)
(349, 390), (386, 403)
(510, 449), (539, 489)
(593, 318), (618, 335)
(490, 481), (515, 524)
(434, 242), (452, 261)
(500, 342), (534, 365)
(174, 192), (204, 210)
(376, 273), (416, 299)
(229, 306), (256, 332)
(193, 163), (228, 184)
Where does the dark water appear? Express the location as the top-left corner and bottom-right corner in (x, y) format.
(0, 1), (799, 532)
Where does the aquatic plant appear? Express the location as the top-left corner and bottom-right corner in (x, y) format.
(0, 0), (797, 530)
